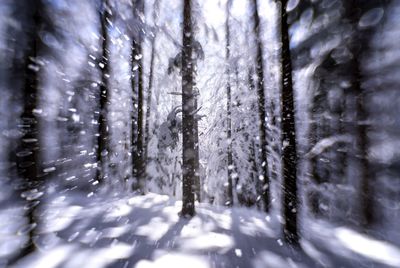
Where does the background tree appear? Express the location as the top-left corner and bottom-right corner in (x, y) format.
(96, 0), (111, 183)
(252, 0), (271, 212)
(225, 0), (234, 206)
(144, 0), (161, 172)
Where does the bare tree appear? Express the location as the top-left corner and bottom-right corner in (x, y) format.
(279, 0), (299, 244)
(96, 0), (111, 183)
(252, 0), (270, 212)
(131, 0), (146, 191)
(144, 0), (161, 173)
(10, 0), (55, 261)
(225, 0), (234, 206)
(181, 0), (198, 217)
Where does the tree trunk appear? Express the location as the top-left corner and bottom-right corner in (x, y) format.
(13, 0), (46, 261)
(225, 0), (233, 206)
(280, 0), (299, 245)
(96, 0), (111, 183)
(308, 86), (328, 216)
(131, 0), (145, 191)
(252, 0), (270, 212)
(181, 0), (198, 217)
(144, 32), (157, 170)
(345, 0), (373, 228)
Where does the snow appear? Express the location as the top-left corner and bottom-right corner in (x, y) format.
(5, 192), (400, 268)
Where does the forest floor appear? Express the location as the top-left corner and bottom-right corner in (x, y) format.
(4, 192), (400, 268)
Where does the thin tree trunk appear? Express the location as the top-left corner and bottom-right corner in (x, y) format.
(96, 0), (111, 183)
(308, 88), (327, 216)
(252, 0), (270, 212)
(193, 98), (201, 202)
(131, 0), (145, 191)
(144, 33), (157, 169)
(181, 0), (197, 217)
(225, 0), (233, 206)
(280, 0), (299, 245)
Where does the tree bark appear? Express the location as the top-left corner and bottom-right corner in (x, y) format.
(12, 0), (46, 261)
(279, 0), (299, 245)
(143, 33), (157, 170)
(345, 0), (374, 228)
(131, 0), (145, 191)
(225, 0), (234, 206)
(252, 0), (270, 212)
(181, 0), (197, 217)
(96, 0), (111, 183)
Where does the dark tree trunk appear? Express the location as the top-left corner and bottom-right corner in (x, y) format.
(252, 0), (270, 212)
(131, 0), (145, 191)
(96, 0), (111, 183)
(12, 0), (47, 261)
(193, 98), (201, 202)
(308, 85), (328, 216)
(225, 0), (233, 206)
(181, 0), (198, 217)
(280, 0), (299, 245)
(144, 32), (157, 170)
(345, 0), (374, 228)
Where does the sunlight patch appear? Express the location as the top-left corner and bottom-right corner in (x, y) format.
(102, 225), (130, 238)
(239, 217), (275, 237)
(135, 217), (171, 241)
(41, 205), (83, 233)
(62, 242), (135, 268)
(335, 227), (400, 267)
(21, 245), (76, 268)
(178, 232), (234, 253)
(136, 252), (209, 268)
(253, 250), (305, 268)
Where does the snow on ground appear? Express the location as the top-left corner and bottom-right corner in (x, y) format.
(5, 192), (400, 268)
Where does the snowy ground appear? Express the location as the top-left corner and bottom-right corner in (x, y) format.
(3, 192), (400, 268)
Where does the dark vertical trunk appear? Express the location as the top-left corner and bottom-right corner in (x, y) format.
(252, 0), (270, 212)
(181, 0), (197, 217)
(193, 98), (201, 202)
(144, 33), (156, 169)
(225, 0), (233, 206)
(13, 0), (45, 261)
(346, 0), (373, 227)
(308, 89), (327, 216)
(131, 0), (145, 191)
(96, 0), (111, 183)
(280, 0), (299, 244)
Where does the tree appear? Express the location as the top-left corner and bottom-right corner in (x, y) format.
(131, 0), (146, 191)
(144, 0), (161, 170)
(252, 0), (270, 212)
(180, 0), (198, 217)
(96, 0), (111, 183)
(225, 0), (234, 206)
(344, 0), (391, 228)
(10, 0), (56, 261)
(279, 0), (299, 244)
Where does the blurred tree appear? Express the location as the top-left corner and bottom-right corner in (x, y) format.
(279, 0), (299, 245)
(252, 0), (271, 213)
(10, 0), (58, 261)
(96, 0), (111, 183)
(144, 0), (161, 173)
(131, 0), (145, 192)
(225, 0), (234, 206)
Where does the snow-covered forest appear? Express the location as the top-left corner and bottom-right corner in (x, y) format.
(1, 0), (400, 267)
